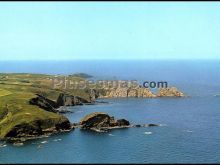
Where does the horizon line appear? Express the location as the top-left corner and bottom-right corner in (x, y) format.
(1, 58), (220, 61)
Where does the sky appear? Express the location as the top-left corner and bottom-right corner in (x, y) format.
(0, 2), (220, 60)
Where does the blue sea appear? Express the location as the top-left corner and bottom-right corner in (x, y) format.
(0, 60), (220, 163)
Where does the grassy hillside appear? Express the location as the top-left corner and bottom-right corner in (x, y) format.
(0, 73), (91, 140)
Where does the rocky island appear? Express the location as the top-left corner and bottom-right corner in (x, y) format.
(0, 73), (185, 143)
(72, 112), (160, 133)
(78, 112), (131, 132)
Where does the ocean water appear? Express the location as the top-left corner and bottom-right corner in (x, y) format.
(0, 60), (220, 163)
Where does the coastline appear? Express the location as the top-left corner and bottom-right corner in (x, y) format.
(0, 73), (185, 143)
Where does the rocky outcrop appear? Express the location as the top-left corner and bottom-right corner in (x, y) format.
(56, 93), (90, 106)
(3, 110), (161, 142)
(76, 112), (161, 132)
(99, 87), (156, 98)
(156, 87), (184, 97)
(136, 87), (156, 97)
(116, 119), (130, 126)
(5, 117), (72, 142)
(98, 86), (184, 98)
(29, 93), (91, 113)
(29, 94), (59, 113)
(89, 89), (101, 102)
(80, 112), (111, 129)
(133, 124), (160, 127)
(79, 112), (130, 132)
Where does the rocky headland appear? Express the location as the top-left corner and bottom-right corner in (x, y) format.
(5, 116), (72, 143)
(96, 86), (184, 98)
(156, 87), (184, 97)
(0, 73), (185, 143)
(29, 93), (92, 113)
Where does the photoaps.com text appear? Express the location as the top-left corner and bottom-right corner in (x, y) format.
(52, 77), (168, 90)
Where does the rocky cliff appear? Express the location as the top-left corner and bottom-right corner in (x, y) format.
(29, 93), (91, 113)
(79, 112), (130, 132)
(97, 87), (184, 98)
(5, 117), (72, 142)
(29, 94), (59, 113)
(56, 93), (91, 106)
(98, 87), (156, 98)
(156, 87), (184, 97)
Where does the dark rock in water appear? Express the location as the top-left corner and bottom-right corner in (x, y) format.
(134, 124), (141, 127)
(132, 124), (160, 127)
(56, 93), (90, 106)
(148, 124), (159, 127)
(115, 119), (130, 126)
(95, 100), (109, 104)
(78, 112), (160, 132)
(80, 112), (111, 129)
(141, 124), (160, 127)
(55, 120), (72, 131)
(79, 112), (131, 132)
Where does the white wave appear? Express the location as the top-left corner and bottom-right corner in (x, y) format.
(41, 141), (48, 144)
(0, 144), (7, 148)
(144, 131), (152, 135)
(13, 143), (23, 146)
(108, 134), (114, 136)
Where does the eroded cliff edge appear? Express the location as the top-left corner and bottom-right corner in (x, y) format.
(0, 73), (185, 143)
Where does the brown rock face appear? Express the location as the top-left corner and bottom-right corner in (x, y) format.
(79, 112), (130, 132)
(5, 117), (72, 141)
(105, 88), (128, 98)
(80, 112), (111, 129)
(116, 119), (130, 126)
(29, 94), (59, 113)
(156, 87), (184, 97)
(5, 123), (43, 138)
(56, 93), (90, 106)
(137, 87), (156, 98)
(29, 93), (91, 113)
(100, 87), (156, 98)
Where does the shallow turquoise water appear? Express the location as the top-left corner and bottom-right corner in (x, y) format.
(0, 60), (220, 163)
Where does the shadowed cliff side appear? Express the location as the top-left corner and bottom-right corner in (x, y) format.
(29, 93), (92, 113)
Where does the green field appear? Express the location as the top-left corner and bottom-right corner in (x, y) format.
(0, 89), (12, 97)
(0, 73), (91, 140)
